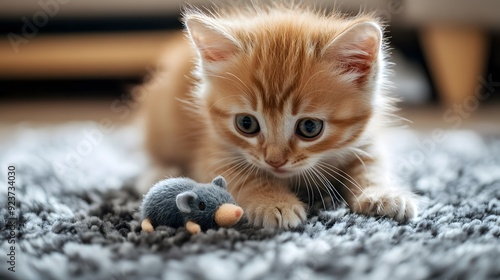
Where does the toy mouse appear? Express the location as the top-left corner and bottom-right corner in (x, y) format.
(140, 176), (244, 234)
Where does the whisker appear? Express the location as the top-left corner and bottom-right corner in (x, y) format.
(318, 162), (366, 195)
(311, 165), (346, 208)
(236, 164), (257, 200)
(205, 150), (240, 158)
(299, 170), (312, 209)
(226, 160), (252, 186)
(210, 160), (246, 178)
(305, 168), (326, 211)
(317, 162), (372, 206)
(292, 174), (300, 197)
(309, 166), (336, 208)
(207, 156), (244, 169)
(315, 164), (356, 207)
(349, 147), (373, 159)
(303, 169), (316, 208)
(231, 162), (254, 201)
(220, 160), (249, 183)
(224, 72), (254, 97)
(203, 73), (253, 99)
(350, 149), (368, 174)
(202, 94), (240, 118)
(208, 157), (245, 172)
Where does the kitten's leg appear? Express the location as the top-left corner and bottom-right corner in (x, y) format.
(342, 156), (419, 222)
(230, 177), (307, 229)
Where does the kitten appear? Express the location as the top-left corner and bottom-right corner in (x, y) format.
(142, 4), (419, 229)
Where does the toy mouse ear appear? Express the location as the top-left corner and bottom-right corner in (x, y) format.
(212, 176), (227, 189)
(176, 191), (198, 213)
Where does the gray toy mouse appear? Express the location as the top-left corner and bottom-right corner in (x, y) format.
(140, 176), (244, 234)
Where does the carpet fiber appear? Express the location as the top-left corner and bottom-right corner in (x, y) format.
(1, 123), (500, 280)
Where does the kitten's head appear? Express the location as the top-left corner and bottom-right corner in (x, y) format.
(184, 7), (389, 178)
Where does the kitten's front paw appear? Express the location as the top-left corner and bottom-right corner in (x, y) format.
(245, 198), (307, 229)
(349, 188), (419, 222)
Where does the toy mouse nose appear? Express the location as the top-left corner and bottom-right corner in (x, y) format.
(215, 204), (244, 227)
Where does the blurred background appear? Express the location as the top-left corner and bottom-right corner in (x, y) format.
(0, 0), (499, 133)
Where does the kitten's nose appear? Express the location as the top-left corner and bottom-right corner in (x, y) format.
(265, 159), (287, 168)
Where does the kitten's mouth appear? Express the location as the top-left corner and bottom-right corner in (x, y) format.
(268, 167), (294, 178)
(273, 168), (288, 174)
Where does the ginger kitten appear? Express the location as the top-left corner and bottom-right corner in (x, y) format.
(143, 5), (419, 229)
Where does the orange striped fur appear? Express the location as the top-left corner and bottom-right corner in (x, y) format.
(142, 4), (418, 229)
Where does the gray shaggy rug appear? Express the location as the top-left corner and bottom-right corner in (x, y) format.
(1, 123), (500, 280)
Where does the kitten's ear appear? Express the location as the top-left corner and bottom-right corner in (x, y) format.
(322, 22), (382, 85)
(185, 15), (240, 63)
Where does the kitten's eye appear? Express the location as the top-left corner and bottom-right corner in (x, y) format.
(235, 114), (260, 135)
(198, 202), (206, 211)
(296, 118), (323, 139)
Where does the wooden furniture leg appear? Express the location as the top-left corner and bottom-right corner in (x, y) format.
(420, 27), (488, 106)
